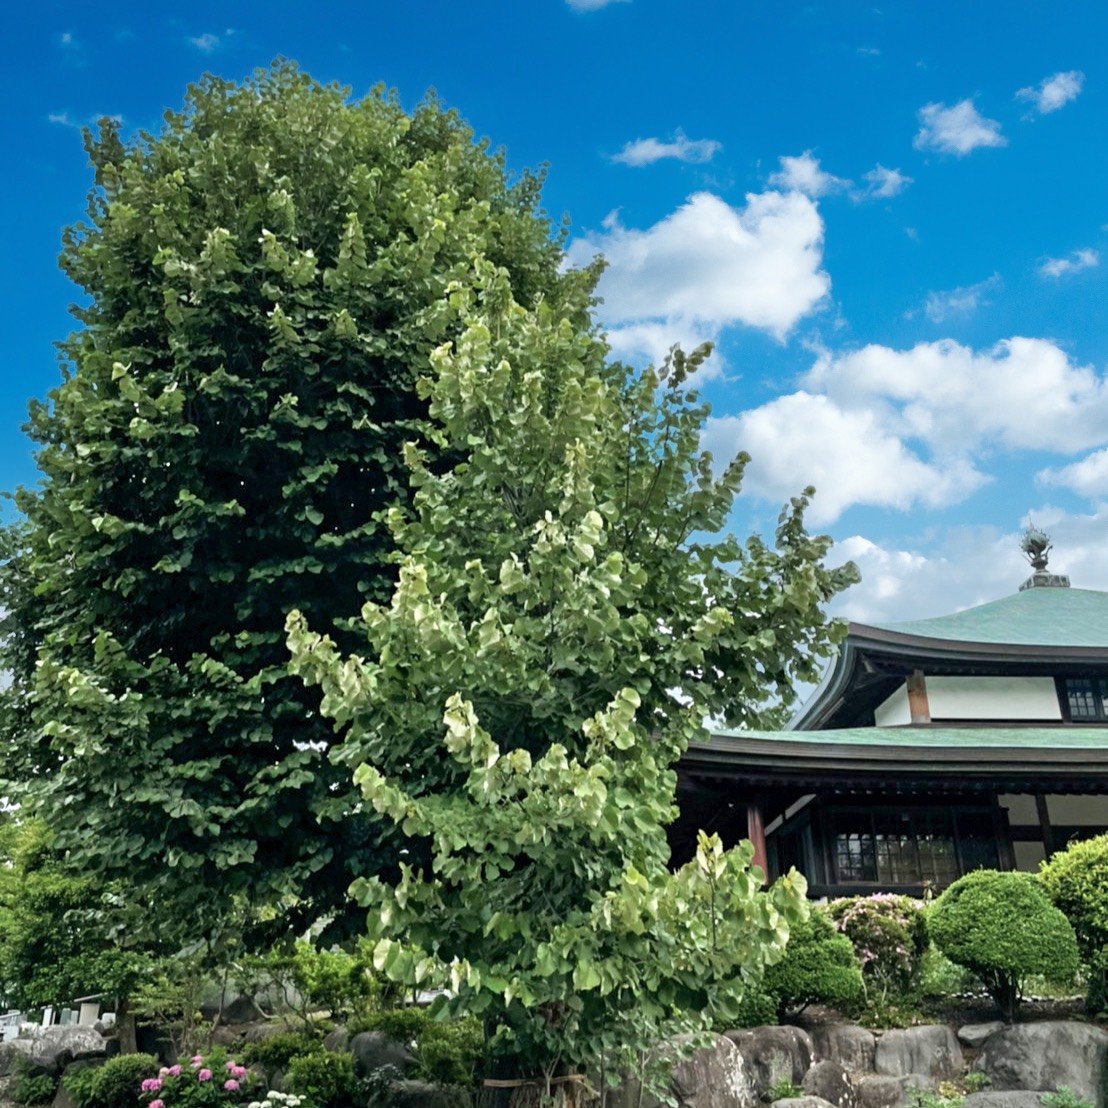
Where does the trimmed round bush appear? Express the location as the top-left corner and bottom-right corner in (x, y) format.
(929, 869), (1080, 1021)
(1039, 832), (1108, 1014)
(240, 1032), (324, 1075)
(828, 893), (928, 1000)
(65, 1054), (161, 1108)
(763, 909), (864, 1017)
(284, 1051), (357, 1108)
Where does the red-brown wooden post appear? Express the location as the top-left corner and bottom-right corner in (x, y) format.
(747, 800), (768, 882)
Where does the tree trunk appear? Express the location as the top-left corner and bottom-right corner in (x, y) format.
(116, 996), (138, 1054)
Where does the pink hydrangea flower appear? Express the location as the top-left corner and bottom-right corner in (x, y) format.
(230, 1066), (247, 1079)
(141, 1080), (163, 1093)
(191, 1056), (204, 1068)
(159, 1069), (169, 1079)
(150, 1100), (164, 1108)
(199, 1069), (213, 1082)
(168, 1066), (182, 1078)
(224, 1080), (241, 1092)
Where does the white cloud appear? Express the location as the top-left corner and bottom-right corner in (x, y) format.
(189, 30), (233, 52)
(859, 164), (913, 200)
(1038, 248), (1099, 278)
(566, 0), (628, 9)
(1016, 70), (1084, 116)
(705, 395), (984, 525)
(806, 337), (1108, 454)
(1038, 449), (1108, 498)
(566, 190), (829, 351)
(769, 151), (850, 198)
(612, 130), (721, 167)
(923, 273), (1000, 323)
(832, 506), (1108, 625)
(49, 110), (123, 131)
(914, 99), (1006, 156)
(704, 337), (1108, 525)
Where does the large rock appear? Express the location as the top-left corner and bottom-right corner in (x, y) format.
(963, 1095), (1050, 1108)
(875, 1027), (963, 1082)
(372, 1080), (471, 1108)
(855, 1075), (937, 1108)
(811, 1026), (876, 1075)
(724, 1026), (814, 1101)
(660, 1033), (758, 1108)
(349, 1031), (417, 1078)
(323, 1027), (351, 1053)
(771, 1099), (837, 1108)
(0, 1027), (107, 1078)
(803, 1061), (855, 1108)
(52, 1059), (105, 1108)
(976, 1021), (1108, 1108)
(958, 1023), (1005, 1050)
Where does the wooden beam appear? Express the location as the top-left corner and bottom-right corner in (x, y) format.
(906, 670), (931, 724)
(1035, 793), (1055, 859)
(747, 801), (768, 882)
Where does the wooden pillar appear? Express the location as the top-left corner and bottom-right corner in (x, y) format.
(747, 801), (768, 882)
(906, 670), (931, 724)
(1035, 793), (1055, 860)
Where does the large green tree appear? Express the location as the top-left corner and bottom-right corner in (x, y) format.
(1, 63), (589, 944)
(287, 259), (856, 1078)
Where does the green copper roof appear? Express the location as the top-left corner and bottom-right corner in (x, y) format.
(708, 725), (1108, 750)
(863, 586), (1108, 648)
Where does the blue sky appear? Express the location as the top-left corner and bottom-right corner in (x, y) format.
(6, 1), (1108, 622)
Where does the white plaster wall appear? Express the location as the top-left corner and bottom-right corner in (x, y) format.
(999, 793), (1038, 825)
(1047, 794), (1108, 825)
(927, 676), (1062, 721)
(1014, 840), (1046, 872)
(874, 684), (911, 726)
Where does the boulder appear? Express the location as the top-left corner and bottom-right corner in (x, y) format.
(855, 1075), (936, 1108)
(323, 1027), (351, 1053)
(724, 1026), (814, 1101)
(0, 1027), (107, 1078)
(52, 1059), (104, 1108)
(958, 1023), (1005, 1050)
(803, 1061), (855, 1108)
(349, 1031), (417, 1078)
(975, 1021), (1108, 1108)
(811, 1026), (876, 1075)
(963, 1095), (1050, 1108)
(875, 1027), (963, 1082)
(660, 1033), (758, 1108)
(242, 1022), (295, 1044)
(771, 1099), (837, 1108)
(373, 1080), (471, 1108)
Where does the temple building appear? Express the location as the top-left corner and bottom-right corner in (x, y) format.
(674, 531), (1108, 896)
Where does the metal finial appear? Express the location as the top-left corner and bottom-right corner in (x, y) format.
(1020, 523), (1052, 572)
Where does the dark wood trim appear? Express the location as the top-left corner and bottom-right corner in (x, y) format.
(1035, 793), (1055, 859)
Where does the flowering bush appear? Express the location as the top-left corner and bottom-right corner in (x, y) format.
(828, 893), (928, 1001)
(138, 1051), (260, 1108)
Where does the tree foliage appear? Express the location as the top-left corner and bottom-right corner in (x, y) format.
(763, 910), (864, 1018)
(287, 257), (856, 1076)
(0, 821), (151, 1011)
(1, 62), (584, 944)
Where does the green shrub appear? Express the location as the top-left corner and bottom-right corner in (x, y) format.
(929, 870), (1080, 1021)
(963, 1074), (991, 1094)
(919, 944), (978, 997)
(725, 986), (779, 1029)
(1040, 1089), (1095, 1108)
(349, 1008), (484, 1086)
(763, 910), (864, 1017)
(65, 1054), (161, 1108)
(240, 1032), (325, 1073)
(829, 894), (928, 1001)
(1039, 833), (1108, 1014)
(767, 1078), (804, 1103)
(284, 1050), (358, 1108)
(11, 1069), (57, 1107)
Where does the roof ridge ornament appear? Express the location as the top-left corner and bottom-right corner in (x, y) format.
(1019, 522), (1070, 590)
